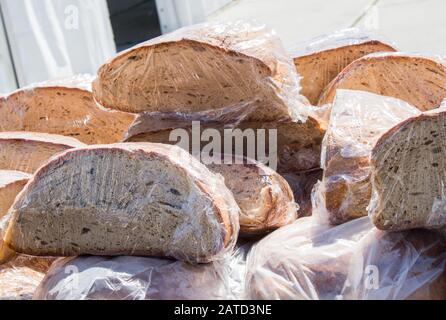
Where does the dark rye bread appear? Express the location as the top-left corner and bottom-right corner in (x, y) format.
(34, 253), (246, 300)
(319, 90), (422, 225)
(4, 143), (240, 263)
(0, 132), (85, 174)
(126, 114), (327, 174)
(246, 217), (446, 300)
(93, 21), (307, 123)
(292, 36), (396, 105)
(370, 109), (446, 231)
(318, 53), (446, 110)
(0, 76), (137, 145)
(0, 255), (55, 300)
(208, 159), (297, 236)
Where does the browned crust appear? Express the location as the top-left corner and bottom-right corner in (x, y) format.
(293, 40), (396, 61)
(318, 54), (446, 106)
(0, 132), (85, 149)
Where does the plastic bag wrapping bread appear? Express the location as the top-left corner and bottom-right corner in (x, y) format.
(0, 255), (55, 300)
(313, 90), (421, 225)
(369, 107), (446, 232)
(0, 75), (137, 145)
(245, 216), (446, 300)
(289, 28), (397, 105)
(207, 156), (298, 237)
(0, 132), (86, 174)
(319, 52), (446, 110)
(34, 245), (250, 300)
(93, 20), (310, 127)
(3, 143), (240, 264)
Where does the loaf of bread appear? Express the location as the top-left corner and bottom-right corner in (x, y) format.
(318, 53), (446, 110)
(370, 108), (446, 232)
(93, 20), (309, 124)
(0, 132), (85, 174)
(4, 143), (240, 263)
(34, 248), (248, 300)
(316, 90), (421, 225)
(208, 158), (297, 236)
(126, 110), (327, 175)
(0, 255), (55, 300)
(246, 217), (446, 300)
(0, 75), (136, 144)
(290, 28), (396, 105)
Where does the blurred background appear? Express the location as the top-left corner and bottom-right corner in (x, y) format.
(0, 0), (445, 93)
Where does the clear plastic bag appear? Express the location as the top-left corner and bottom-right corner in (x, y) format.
(369, 107), (446, 232)
(93, 20), (310, 127)
(34, 245), (250, 300)
(246, 216), (446, 300)
(289, 28), (397, 105)
(0, 255), (55, 300)
(313, 90), (421, 225)
(3, 143), (240, 264)
(0, 75), (137, 145)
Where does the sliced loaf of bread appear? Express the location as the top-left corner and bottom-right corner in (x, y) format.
(208, 158), (297, 236)
(370, 109), (446, 231)
(0, 76), (136, 144)
(3, 143), (240, 263)
(0, 132), (85, 174)
(318, 53), (446, 110)
(93, 20), (308, 123)
(0, 171), (31, 217)
(318, 90), (421, 225)
(291, 29), (396, 105)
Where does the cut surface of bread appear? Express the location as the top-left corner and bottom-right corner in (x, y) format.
(4, 143), (240, 263)
(370, 109), (446, 231)
(93, 20), (307, 123)
(0, 132), (85, 174)
(0, 171), (31, 217)
(0, 76), (136, 145)
(318, 90), (421, 225)
(0, 255), (55, 300)
(126, 114), (327, 174)
(246, 217), (446, 300)
(34, 253), (246, 300)
(208, 158), (297, 236)
(318, 53), (446, 111)
(292, 35), (396, 105)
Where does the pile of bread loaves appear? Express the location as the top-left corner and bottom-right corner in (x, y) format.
(0, 21), (444, 300)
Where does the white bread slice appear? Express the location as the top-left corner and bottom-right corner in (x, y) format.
(370, 108), (446, 231)
(0, 255), (55, 300)
(319, 53), (446, 111)
(4, 143), (240, 263)
(34, 252), (246, 300)
(246, 217), (446, 300)
(0, 132), (85, 174)
(0, 76), (137, 145)
(318, 90), (421, 225)
(291, 29), (396, 105)
(208, 158), (297, 236)
(93, 20), (308, 123)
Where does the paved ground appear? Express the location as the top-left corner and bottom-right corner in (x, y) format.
(209, 0), (446, 55)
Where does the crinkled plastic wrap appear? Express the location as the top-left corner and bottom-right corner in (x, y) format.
(289, 28), (397, 105)
(3, 143), (240, 264)
(312, 90), (421, 225)
(0, 75), (137, 145)
(318, 52), (446, 110)
(93, 20), (310, 128)
(246, 216), (446, 300)
(208, 156), (298, 236)
(0, 255), (55, 300)
(34, 245), (250, 300)
(369, 107), (446, 232)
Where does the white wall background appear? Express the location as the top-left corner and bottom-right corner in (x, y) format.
(0, 6), (16, 93)
(0, 0), (116, 90)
